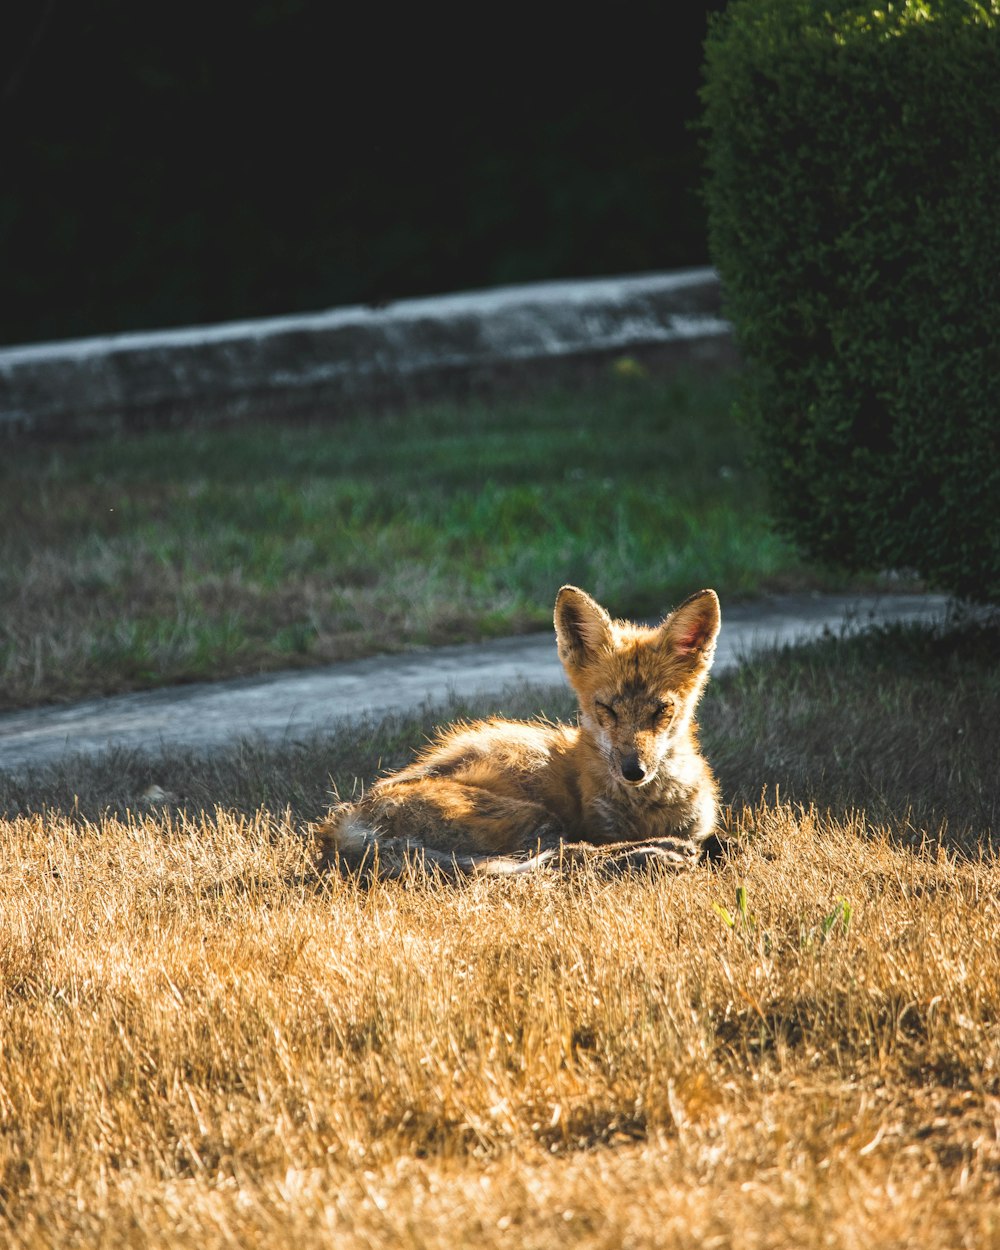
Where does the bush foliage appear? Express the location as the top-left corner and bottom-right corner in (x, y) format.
(702, 0), (1000, 602)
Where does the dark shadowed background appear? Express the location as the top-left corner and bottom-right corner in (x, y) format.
(1, 1), (726, 346)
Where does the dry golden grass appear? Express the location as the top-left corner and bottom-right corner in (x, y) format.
(3, 621), (997, 1245)
(3, 799), (999, 1248)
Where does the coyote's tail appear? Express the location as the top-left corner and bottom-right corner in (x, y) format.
(312, 807), (557, 881)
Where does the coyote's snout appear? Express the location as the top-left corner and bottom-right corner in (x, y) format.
(315, 585), (722, 879)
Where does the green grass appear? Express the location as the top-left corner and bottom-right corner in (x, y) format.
(2, 370), (863, 709)
(705, 614), (1000, 854)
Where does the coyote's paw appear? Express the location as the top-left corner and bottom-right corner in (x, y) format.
(544, 837), (703, 878)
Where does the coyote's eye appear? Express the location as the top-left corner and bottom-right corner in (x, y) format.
(651, 700), (672, 723)
(595, 700), (618, 722)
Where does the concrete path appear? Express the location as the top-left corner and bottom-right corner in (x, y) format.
(0, 593), (950, 775)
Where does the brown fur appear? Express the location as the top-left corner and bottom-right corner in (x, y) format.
(314, 586), (721, 879)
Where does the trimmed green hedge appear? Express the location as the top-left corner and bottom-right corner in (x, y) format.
(702, 0), (1000, 602)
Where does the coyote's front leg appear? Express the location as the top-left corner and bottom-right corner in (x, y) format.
(548, 835), (706, 877)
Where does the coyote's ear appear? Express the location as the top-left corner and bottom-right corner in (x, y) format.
(554, 585), (613, 671)
(660, 589), (721, 665)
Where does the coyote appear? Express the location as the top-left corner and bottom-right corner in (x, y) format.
(315, 586), (721, 879)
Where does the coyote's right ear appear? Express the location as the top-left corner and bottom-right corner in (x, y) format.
(554, 585), (613, 671)
(660, 589), (721, 666)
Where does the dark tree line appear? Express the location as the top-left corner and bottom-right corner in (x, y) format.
(2, 2), (725, 345)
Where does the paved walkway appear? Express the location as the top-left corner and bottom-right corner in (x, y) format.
(0, 592), (949, 774)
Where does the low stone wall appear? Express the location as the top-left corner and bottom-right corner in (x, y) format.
(0, 268), (732, 439)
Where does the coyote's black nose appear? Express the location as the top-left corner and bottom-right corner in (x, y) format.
(620, 754), (646, 784)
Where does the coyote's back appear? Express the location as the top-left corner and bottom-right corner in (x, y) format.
(315, 585), (722, 878)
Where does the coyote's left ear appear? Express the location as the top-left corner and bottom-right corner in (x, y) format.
(660, 589), (721, 665)
(554, 585), (613, 672)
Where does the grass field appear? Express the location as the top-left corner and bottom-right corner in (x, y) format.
(0, 369), (865, 710)
(4, 364), (992, 1245)
(2, 620), (998, 1248)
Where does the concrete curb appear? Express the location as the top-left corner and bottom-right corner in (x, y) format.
(0, 593), (950, 775)
(0, 269), (730, 438)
